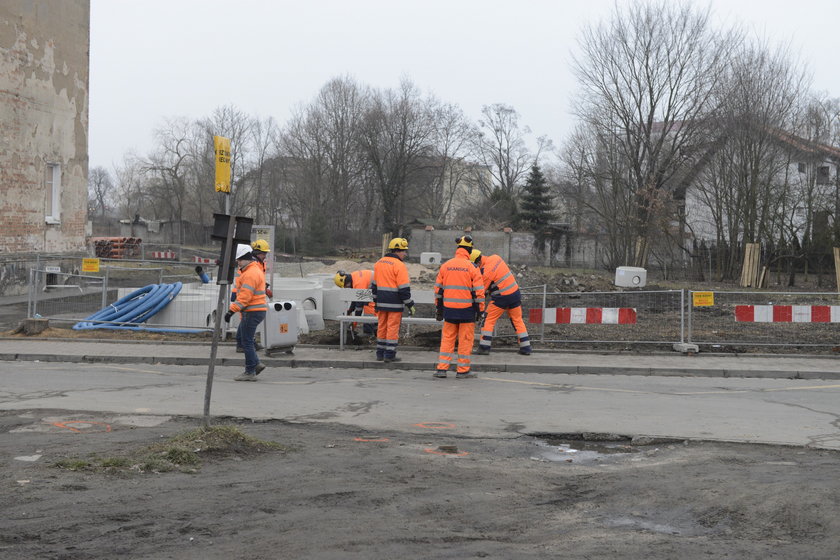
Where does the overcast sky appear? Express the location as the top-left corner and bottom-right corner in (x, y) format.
(89, 0), (840, 171)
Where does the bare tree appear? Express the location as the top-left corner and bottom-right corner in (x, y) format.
(472, 103), (532, 199)
(87, 166), (114, 219)
(572, 1), (740, 266)
(357, 78), (436, 235)
(415, 100), (477, 223)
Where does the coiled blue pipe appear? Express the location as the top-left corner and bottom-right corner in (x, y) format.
(73, 282), (205, 333)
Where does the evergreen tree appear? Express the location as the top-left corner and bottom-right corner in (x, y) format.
(519, 165), (555, 231)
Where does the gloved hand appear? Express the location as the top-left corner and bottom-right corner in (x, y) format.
(406, 301), (416, 316)
(476, 310), (486, 324)
(230, 291), (237, 302)
(265, 284), (273, 299)
(224, 311), (233, 323)
(435, 308), (443, 321)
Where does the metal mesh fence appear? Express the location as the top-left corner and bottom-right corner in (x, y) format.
(520, 287), (685, 346)
(28, 265), (221, 331)
(688, 290), (840, 348)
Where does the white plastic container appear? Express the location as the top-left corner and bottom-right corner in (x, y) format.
(614, 266), (647, 288)
(307, 272), (344, 320)
(420, 252), (442, 265)
(272, 278), (324, 331)
(262, 300), (299, 354)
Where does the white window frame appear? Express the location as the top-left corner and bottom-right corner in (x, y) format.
(45, 163), (61, 224)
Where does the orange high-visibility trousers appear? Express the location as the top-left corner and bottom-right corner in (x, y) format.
(478, 303), (531, 353)
(436, 321), (475, 374)
(376, 311), (402, 359)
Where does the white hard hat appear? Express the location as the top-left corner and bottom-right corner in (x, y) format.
(235, 243), (252, 260)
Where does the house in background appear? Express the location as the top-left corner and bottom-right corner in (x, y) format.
(0, 0), (90, 255)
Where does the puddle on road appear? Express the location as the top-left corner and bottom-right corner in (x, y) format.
(528, 433), (644, 465)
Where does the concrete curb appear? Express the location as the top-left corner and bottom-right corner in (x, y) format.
(3, 351), (840, 380)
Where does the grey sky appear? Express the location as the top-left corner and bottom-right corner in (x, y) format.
(89, 0), (840, 171)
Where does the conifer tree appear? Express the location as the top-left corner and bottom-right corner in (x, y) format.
(519, 164), (555, 231)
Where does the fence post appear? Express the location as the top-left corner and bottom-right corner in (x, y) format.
(27, 268), (34, 318)
(687, 290), (693, 343)
(680, 289), (685, 344)
(102, 267), (110, 310)
(540, 284), (547, 343)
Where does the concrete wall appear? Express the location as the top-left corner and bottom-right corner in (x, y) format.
(0, 1), (90, 254)
(410, 228), (607, 268)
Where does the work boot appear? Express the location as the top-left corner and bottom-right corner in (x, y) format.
(383, 356), (402, 363)
(456, 371), (476, 379)
(518, 348), (532, 356)
(433, 370), (447, 378)
(474, 347), (490, 355)
(254, 363), (266, 376)
(235, 373), (257, 382)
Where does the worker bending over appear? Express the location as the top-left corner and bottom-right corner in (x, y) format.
(334, 269), (377, 334)
(470, 249), (532, 355)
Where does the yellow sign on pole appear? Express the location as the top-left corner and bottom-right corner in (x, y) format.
(214, 135), (231, 193)
(692, 291), (714, 307)
(81, 258), (100, 273)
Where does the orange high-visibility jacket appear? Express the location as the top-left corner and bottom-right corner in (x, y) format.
(435, 247), (485, 322)
(349, 269), (375, 314)
(480, 254), (521, 308)
(229, 261), (268, 314)
(372, 254), (412, 312)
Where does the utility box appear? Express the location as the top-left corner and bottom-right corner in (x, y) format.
(420, 252), (442, 265)
(262, 300), (299, 355)
(615, 266), (647, 288)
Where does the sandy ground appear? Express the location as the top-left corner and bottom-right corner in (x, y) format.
(3, 410), (840, 559)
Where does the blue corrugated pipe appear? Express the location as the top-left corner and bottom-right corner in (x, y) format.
(73, 282), (205, 333)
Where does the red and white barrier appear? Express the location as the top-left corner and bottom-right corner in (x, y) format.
(529, 307), (637, 325)
(150, 251), (177, 260)
(193, 256), (214, 264)
(735, 305), (840, 323)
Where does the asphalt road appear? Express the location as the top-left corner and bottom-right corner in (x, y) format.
(2, 359), (840, 449)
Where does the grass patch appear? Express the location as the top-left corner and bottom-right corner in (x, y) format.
(50, 425), (286, 475)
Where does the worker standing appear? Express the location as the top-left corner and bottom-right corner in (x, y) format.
(470, 249), (532, 355)
(372, 238), (415, 363)
(225, 244), (268, 381)
(334, 269), (377, 334)
(231, 239), (272, 353)
(250, 239), (273, 299)
(433, 235), (485, 379)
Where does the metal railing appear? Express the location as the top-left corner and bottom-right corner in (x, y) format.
(520, 287), (685, 346)
(688, 290), (840, 348)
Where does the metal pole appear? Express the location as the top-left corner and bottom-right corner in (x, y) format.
(680, 289), (685, 344)
(102, 267), (110, 310)
(203, 211), (237, 428)
(540, 284), (547, 343)
(27, 268), (34, 318)
(687, 290), (693, 344)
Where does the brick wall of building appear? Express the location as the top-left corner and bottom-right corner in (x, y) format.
(0, 1), (89, 254)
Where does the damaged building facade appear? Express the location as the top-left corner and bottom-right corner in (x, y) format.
(0, 0), (90, 255)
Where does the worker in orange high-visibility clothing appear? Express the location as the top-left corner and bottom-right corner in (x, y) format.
(372, 238), (415, 363)
(334, 269), (377, 334)
(433, 235), (485, 379)
(224, 244), (269, 381)
(470, 249), (531, 356)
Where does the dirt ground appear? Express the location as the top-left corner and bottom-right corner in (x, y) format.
(3, 410), (840, 559)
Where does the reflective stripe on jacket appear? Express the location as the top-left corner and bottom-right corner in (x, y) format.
(480, 254), (521, 309)
(435, 247), (485, 322)
(229, 261), (268, 313)
(349, 269), (375, 314)
(372, 253), (412, 312)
